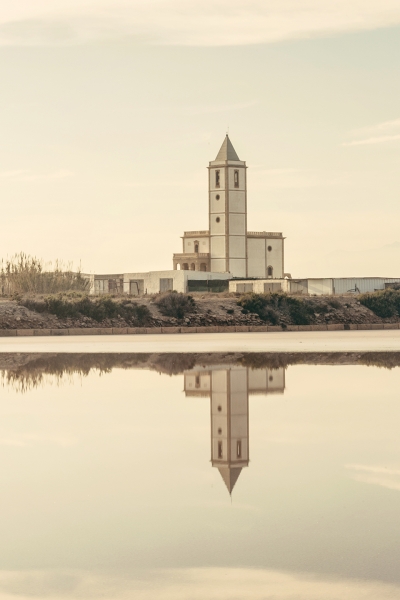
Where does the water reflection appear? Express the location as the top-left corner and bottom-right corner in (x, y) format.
(185, 366), (285, 493)
(0, 355), (400, 598)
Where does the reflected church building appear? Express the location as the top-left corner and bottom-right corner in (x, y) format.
(184, 366), (285, 494)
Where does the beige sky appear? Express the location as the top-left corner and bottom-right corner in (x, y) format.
(0, 1), (399, 276)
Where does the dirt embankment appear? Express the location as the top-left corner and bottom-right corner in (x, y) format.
(0, 294), (395, 331)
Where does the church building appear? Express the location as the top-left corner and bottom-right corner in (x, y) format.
(87, 134), (400, 296)
(173, 135), (285, 279)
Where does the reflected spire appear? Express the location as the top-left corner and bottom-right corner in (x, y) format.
(218, 466), (243, 494)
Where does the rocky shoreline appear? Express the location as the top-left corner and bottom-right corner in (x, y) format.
(1, 322), (400, 338)
(0, 294), (398, 332)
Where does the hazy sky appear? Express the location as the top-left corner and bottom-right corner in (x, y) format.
(1, 1), (400, 276)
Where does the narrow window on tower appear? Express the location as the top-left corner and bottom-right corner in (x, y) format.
(218, 441), (223, 459)
(237, 440), (242, 458)
(215, 170), (220, 188)
(234, 170), (239, 188)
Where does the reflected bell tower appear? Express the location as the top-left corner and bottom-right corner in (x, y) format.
(210, 368), (249, 494)
(184, 364), (285, 495)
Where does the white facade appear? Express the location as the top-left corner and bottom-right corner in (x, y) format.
(247, 233), (284, 279)
(173, 135), (285, 279)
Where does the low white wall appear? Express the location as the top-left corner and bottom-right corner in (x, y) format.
(124, 271), (186, 294)
(307, 278), (333, 295)
(124, 270), (230, 295)
(229, 279), (288, 294)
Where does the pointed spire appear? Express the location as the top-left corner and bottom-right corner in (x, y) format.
(215, 135), (240, 161)
(218, 466), (243, 494)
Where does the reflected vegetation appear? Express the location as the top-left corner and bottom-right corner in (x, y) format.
(1, 351), (400, 393)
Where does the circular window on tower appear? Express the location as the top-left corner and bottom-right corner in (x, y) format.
(218, 428), (222, 435)
(216, 194), (220, 200)
(218, 405), (222, 412)
(216, 217), (220, 223)
(268, 245), (272, 251)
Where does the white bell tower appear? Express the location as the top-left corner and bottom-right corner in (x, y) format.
(208, 135), (247, 278)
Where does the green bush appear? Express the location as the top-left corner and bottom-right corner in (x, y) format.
(238, 293), (279, 324)
(286, 296), (314, 325)
(155, 292), (195, 320)
(238, 293), (271, 319)
(287, 296), (314, 325)
(21, 295), (152, 325)
(360, 289), (400, 318)
(327, 298), (341, 309)
(315, 302), (329, 314)
(238, 292), (313, 325)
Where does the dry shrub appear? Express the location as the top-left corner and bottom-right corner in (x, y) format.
(155, 292), (196, 320)
(21, 296), (152, 325)
(238, 292), (314, 325)
(360, 289), (400, 318)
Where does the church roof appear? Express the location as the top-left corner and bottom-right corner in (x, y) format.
(218, 466), (243, 494)
(215, 135), (240, 161)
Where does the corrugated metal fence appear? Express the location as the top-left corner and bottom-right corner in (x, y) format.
(290, 277), (400, 296)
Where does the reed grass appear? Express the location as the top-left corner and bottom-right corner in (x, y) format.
(0, 253), (89, 295)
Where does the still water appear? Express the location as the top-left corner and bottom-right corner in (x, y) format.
(1, 352), (400, 599)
